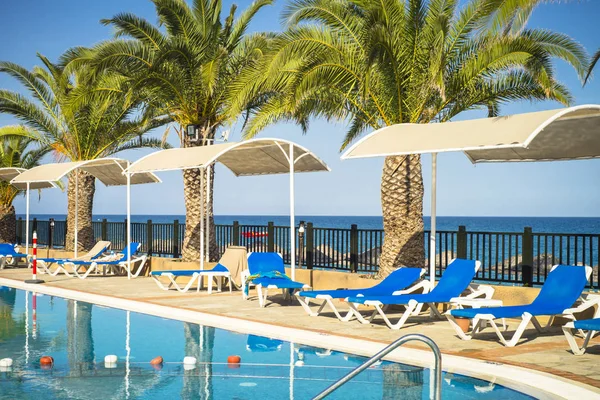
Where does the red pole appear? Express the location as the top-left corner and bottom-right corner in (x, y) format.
(32, 231), (37, 279)
(25, 231), (43, 284)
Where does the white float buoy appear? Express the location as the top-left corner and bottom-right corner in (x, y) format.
(294, 360), (304, 367)
(0, 358), (13, 367)
(183, 356), (197, 365)
(104, 355), (118, 364)
(104, 362), (117, 369)
(183, 356), (197, 370)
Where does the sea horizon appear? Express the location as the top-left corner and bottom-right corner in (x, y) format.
(16, 214), (600, 234)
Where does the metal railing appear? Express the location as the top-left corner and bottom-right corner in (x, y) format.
(14, 218), (600, 288)
(313, 334), (442, 400)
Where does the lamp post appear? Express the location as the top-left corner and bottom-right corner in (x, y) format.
(298, 221), (305, 268)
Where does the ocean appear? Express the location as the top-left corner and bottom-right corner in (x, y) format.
(17, 214), (600, 234)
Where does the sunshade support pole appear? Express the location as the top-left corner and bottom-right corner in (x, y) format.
(289, 144), (296, 281)
(430, 153), (437, 286)
(25, 182), (30, 255)
(74, 171), (78, 258)
(126, 164), (131, 279)
(206, 164), (211, 263)
(199, 168), (205, 270)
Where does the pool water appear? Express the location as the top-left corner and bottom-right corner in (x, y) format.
(0, 288), (534, 399)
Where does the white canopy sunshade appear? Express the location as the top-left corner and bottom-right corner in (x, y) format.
(127, 138), (330, 280)
(10, 158), (160, 274)
(341, 104), (600, 284)
(0, 168), (56, 190)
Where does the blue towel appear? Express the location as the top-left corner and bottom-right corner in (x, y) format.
(244, 271), (300, 297)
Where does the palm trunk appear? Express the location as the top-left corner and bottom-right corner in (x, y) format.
(377, 155), (425, 278)
(0, 203), (16, 244)
(182, 138), (218, 262)
(65, 170), (95, 252)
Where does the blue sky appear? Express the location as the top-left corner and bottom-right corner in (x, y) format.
(1, 0), (599, 217)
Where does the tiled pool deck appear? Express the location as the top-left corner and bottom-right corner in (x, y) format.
(1, 268), (599, 397)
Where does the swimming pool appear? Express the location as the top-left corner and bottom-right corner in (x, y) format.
(0, 288), (535, 399)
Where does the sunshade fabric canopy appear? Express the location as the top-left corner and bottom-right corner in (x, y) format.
(127, 138), (330, 175)
(341, 105), (600, 163)
(0, 168), (54, 190)
(12, 158), (160, 186)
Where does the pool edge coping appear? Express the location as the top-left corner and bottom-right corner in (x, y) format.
(2, 277), (597, 400)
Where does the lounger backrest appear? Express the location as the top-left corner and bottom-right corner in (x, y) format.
(0, 244), (15, 255)
(431, 258), (478, 297)
(89, 241), (111, 259)
(372, 268), (423, 292)
(531, 265), (589, 310)
(247, 252), (285, 275)
(121, 242), (141, 259)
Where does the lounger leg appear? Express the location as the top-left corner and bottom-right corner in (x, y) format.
(256, 285), (265, 307)
(228, 276), (232, 293)
(563, 325), (590, 356)
(296, 295), (320, 317)
(376, 301), (418, 330)
(151, 275), (171, 291)
(493, 313), (532, 347)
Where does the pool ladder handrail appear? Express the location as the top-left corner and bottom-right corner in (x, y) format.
(312, 334), (442, 400)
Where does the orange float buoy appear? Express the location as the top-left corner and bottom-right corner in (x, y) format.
(40, 356), (54, 367)
(227, 355), (241, 364)
(150, 356), (163, 365)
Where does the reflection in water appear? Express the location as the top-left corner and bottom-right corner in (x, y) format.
(0, 287), (24, 343)
(66, 300), (94, 371)
(182, 323), (215, 399)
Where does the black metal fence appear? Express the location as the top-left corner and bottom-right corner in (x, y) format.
(14, 218), (600, 288)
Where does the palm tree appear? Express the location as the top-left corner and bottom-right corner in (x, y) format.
(585, 48), (600, 84)
(0, 55), (168, 251)
(241, 0), (588, 277)
(85, 0), (275, 261)
(0, 126), (50, 243)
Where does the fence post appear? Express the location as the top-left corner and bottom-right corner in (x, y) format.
(17, 217), (22, 244)
(123, 218), (128, 249)
(146, 219), (153, 256)
(101, 218), (108, 241)
(173, 219), (180, 258)
(32, 217), (37, 232)
(47, 219), (52, 248)
(522, 227), (534, 287)
(457, 225), (467, 259)
(267, 222), (275, 253)
(233, 221), (240, 246)
(350, 224), (359, 273)
(306, 222), (314, 270)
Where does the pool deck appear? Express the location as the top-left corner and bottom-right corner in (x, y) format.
(1, 268), (600, 398)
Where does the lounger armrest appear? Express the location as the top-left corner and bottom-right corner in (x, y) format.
(563, 294), (600, 319)
(464, 284), (494, 300)
(392, 279), (433, 296)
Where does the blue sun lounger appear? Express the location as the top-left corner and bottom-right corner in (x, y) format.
(563, 312), (600, 355)
(242, 252), (310, 307)
(296, 267), (430, 321)
(151, 263), (232, 293)
(0, 243), (31, 269)
(447, 265), (592, 347)
(37, 241), (111, 276)
(345, 259), (491, 329)
(64, 243), (147, 279)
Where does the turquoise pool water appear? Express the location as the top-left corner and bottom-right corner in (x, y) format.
(0, 288), (534, 399)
